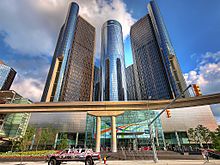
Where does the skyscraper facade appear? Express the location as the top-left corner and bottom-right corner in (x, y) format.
(125, 64), (138, 100)
(0, 90), (31, 152)
(131, 15), (174, 100)
(41, 3), (95, 102)
(30, 2), (95, 147)
(0, 61), (16, 90)
(85, 20), (165, 152)
(130, 0), (190, 100)
(93, 66), (100, 101)
(129, 0), (216, 147)
(147, 0), (189, 98)
(100, 20), (127, 101)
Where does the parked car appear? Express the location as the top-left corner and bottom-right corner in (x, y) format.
(47, 148), (100, 165)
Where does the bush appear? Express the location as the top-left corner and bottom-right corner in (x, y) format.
(0, 150), (56, 157)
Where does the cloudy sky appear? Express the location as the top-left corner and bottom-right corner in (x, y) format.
(0, 0), (220, 122)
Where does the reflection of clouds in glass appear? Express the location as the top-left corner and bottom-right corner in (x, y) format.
(29, 112), (87, 132)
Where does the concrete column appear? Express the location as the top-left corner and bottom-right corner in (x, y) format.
(155, 128), (159, 147)
(175, 131), (181, 147)
(162, 132), (167, 150)
(133, 138), (137, 151)
(53, 133), (59, 149)
(75, 132), (79, 148)
(111, 116), (117, 152)
(95, 116), (101, 152)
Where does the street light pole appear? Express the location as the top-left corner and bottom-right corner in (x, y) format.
(148, 84), (192, 163)
(147, 96), (158, 162)
(149, 124), (158, 163)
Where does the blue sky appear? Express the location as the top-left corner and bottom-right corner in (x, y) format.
(0, 0), (220, 122)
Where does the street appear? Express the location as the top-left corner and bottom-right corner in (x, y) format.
(1, 160), (220, 165)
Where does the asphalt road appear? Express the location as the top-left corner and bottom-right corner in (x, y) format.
(1, 160), (220, 165)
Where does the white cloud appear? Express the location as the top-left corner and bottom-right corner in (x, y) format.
(184, 52), (220, 95)
(11, 75), (44, 102)
(76, 0), (136, 59)
(184, 51), (220, 123)
(1, 0), (135, 101)
(0, 0), (135, 58)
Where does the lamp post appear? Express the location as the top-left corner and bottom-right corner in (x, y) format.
(147, 96), (158, 163)
(148, 85), (192, 163)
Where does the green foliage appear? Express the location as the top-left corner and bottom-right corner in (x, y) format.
(57, 134), (69, 150)
(188, 128), (198, 144)
(187, 124), (220, 150)
(0, 150), (56, 156)
(211, 125), (220, 151)
(35, 125), (58, 151)
(188, 125), (212, 148)
(195, 125), (211, 144)
(17, 125), (36, 151)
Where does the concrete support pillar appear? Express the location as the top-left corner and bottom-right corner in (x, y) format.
(175, 131), (181, 147)
(111, 116), (117, 152)
(162, 132), (167, 150)
(54, 133), (59, 149)
(133, 138), (137, 151)
(155, 128), (159, 147)
(75, 132), (79, 148)
(95, 116), (101, 152)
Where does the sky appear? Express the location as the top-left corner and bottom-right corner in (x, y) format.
(0, 0), (220, 123)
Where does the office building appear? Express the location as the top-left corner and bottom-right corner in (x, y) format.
(125, 64), (138, 100)
(130, 0), (217, 146)
(0, 60), (16, 90)
(130, 1), (190, 100)
(41, 3), (95, 102)
(100, 20), (127, 101)
(93, 66), (100, 101)
(30, 2), (95, 147)
(147, 1), (189, 97)
(100, 20), (127, 152)
(85, 20), (165, 152)
(131, 14), (174, 100)
(0, 90), (31, 151)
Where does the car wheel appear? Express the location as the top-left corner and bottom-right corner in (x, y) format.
(48, 158), (57, 165)
(85, 157), (94, 165)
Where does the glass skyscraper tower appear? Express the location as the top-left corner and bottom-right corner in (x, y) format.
(131, 15), (174, 100)
(100, 20), (127, 101)
(148, 0), (189, 98)
(0, 60), (16, 90)
(130, 0), (189, 100)
(31, 2), (95, 147)
(85, 19), (164, 152)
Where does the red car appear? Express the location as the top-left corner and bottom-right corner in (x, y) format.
(47, 148), (100, 165)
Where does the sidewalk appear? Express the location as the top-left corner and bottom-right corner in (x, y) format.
(1, 160), (220, 165)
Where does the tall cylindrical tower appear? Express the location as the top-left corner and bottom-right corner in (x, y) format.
(100, 20), (127, 101)
(53, 2), (79, 101)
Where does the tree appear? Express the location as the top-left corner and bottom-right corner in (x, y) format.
(187, 125), (212, 148)
(46, 126), (58, 149)
(196, 125), (211, 148)
(11, 137), (21, 152)
(188, 128), (197, 144)
(211, 126), (220, 151)
(39, 128), (50, 150)
(57, 134), (69, 150)
(19, 126), (36, 151)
